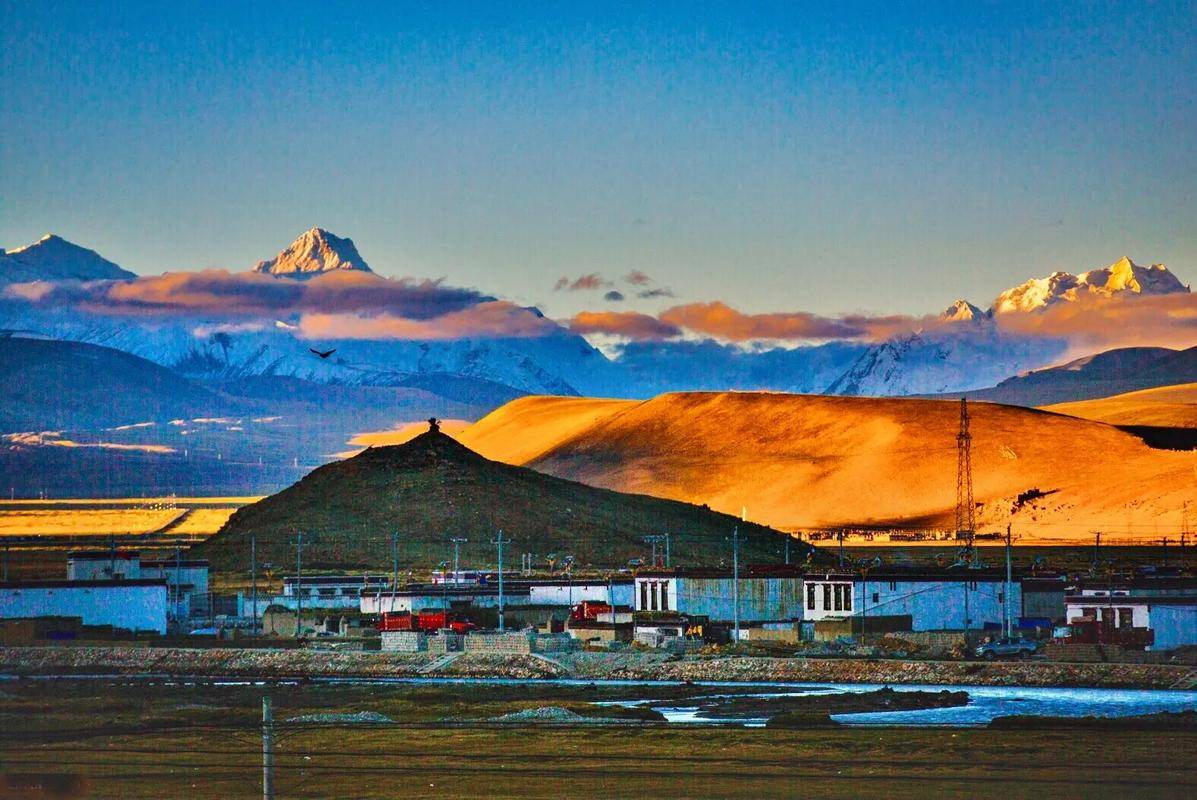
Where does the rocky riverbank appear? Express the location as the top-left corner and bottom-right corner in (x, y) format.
(1, 646), (1192, 690)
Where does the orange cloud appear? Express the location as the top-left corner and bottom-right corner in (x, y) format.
(994, 292), (1197, 352)
(659, 302), (871, 341)
(569, 310), (682, 340)
(299, 301), (559, 340)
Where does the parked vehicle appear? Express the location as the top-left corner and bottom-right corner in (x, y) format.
(975, 637), (1038, 660)
(378, 610), (476, 635)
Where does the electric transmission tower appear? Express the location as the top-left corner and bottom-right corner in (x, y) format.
(955, 398), (977, 566)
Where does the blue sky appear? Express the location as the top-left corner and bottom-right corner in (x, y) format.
(2, 1), (1194, 319)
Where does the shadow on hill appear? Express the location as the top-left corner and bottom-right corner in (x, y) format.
(1117, 425), (1197, 451)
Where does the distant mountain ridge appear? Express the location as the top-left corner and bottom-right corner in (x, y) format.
(0, 234), (136, 284)
(957, 346), (1197, 406)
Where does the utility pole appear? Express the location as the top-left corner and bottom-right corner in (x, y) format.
(492, 530), (510, 632)
(250, 533), (258, 637)
(644, 535), (666, 568)
(450, 537), (467, 579)
(262, 696), (275, 800)
(175, 545), (183, 623)
(732, 523), (740, 644)
(390, 532), (401, 613)
(294, 532), (304, 639)
(1005, 524), (1013, 639)
(838, 529), (845, 568)
(2, 540), (9, 582)
(664, 533), (670, 569)
(784, 535), (790, 566)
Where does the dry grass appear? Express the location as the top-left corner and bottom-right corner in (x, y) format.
(164, 508), (238, 535)
(461, 392), (1197, 543)
(0, 509), (184, 537)
(1043, 382), (1197, 427)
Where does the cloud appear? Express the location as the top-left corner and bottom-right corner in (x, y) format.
(624, 270), (653, 286)
(993, 292), (1197, 352)
(7, 269), (489, 319)
(299, 301), (560, 341)
(553, 273), (609, 291)
(569, 310), (682, 341)
(637, 287), (675, 299)
(604, 290), (626, 302)
(659, 302), (872, 342)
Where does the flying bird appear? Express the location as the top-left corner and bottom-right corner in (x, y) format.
(309, 347), (336, 359)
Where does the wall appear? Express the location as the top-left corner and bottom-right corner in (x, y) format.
(528, 582), (633, 608)
(67, 557), (139, 581)
(463, 632), (534, 654)
(380, 631), (427, 653)
(855, 580), (1018, 632)
(0, 582), (167, 635)
(672, 577), (803, 623)
(1150, 605), (1197, 650)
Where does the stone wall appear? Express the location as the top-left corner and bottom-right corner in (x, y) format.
(380, 631), (427, 653)
(463, 632), (534, 655)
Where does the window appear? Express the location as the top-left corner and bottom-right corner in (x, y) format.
(807, 584), (817, 610)
(843, 587), (852, 611)
(833, 584), (843, 612)
(639, 582), (648, 610)
(823, 584), (832, 610)
(660, 582), (669, 612)
(1117, 607), (1133, 628)
(872, 592), (879, 604)
(889, 581), (896, 591)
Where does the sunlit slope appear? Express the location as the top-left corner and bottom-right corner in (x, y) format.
(458, 396), (637, 465)
(1042, 383), (1197, 428)
(464, 392), (1194, 540)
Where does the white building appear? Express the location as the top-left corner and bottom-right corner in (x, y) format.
(803, 571), (1020, 632)
(67, 550), (140, 581)
(0, 579), (168, 635)
(633, 569), (804, 624)
(1064, 591), (1197, 651)
(275, 575), (390, 610)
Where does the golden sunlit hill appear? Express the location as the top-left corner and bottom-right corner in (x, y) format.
(197, 423), (807, 572)
(1043, 383), (1197, 428)
(459, 392), (1197, 543)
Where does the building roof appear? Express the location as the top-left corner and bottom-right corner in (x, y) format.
(283, 575), (389, 585)
(67, 550), (140, 560)
(141, 560), (210, 569)
(1, 579), (167, 589)
(1065, 594), (1197, 606)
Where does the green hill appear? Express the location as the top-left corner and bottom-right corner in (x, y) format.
(196, 424), (809, 572)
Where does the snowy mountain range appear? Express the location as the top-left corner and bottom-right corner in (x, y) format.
(0, 234), (136, 284)
(0, 230), (1189, 402)
(830, 256), (1191, 397)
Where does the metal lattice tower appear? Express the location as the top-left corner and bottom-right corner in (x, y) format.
(955, 398), (976, 551)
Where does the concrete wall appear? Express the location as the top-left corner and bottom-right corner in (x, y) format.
(0, 583), (167, 635)
(464, 632), (534, 654)
(380, 631), (428, 652)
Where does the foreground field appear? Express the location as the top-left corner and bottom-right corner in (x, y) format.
(461, 392), (1197, 542)
(1, 679), (1194, 799)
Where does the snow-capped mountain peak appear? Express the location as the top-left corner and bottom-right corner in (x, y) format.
(0, 233), (136, 284)
(993, 257), (1188, 314)
(940, 299), (988, 322)
(253, 228), (372, 277)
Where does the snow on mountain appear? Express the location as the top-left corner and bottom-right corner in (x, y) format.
(0, 234), (136, 284)
(993, 256), (1188, 314)
(825, 325), (1066, 397)
(939, 299), (989, 322)
(254, 228), (372, 277)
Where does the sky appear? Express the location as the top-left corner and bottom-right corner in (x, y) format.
(2, 1), (1195, 322)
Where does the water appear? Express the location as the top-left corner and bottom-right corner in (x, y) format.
(5, 673), (1196, 727)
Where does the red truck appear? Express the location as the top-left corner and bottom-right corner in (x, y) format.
(378, 611), (477, 635)
(569, 600), (613, 622)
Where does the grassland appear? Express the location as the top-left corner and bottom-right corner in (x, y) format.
(0, 498), (253, 538)
(1, 679), (1194, 799)
(460, 392), (1197, 541)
